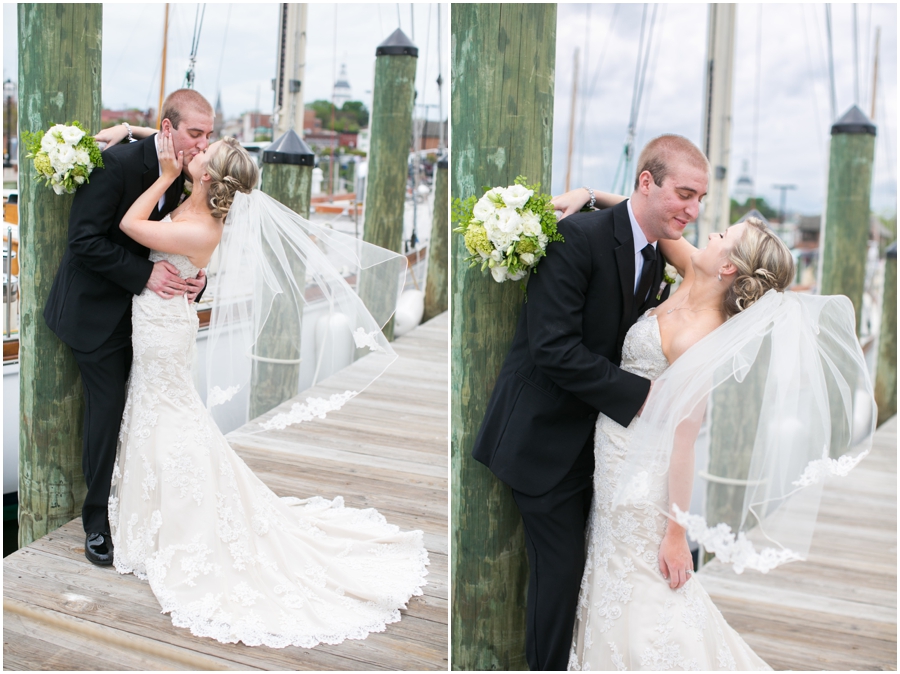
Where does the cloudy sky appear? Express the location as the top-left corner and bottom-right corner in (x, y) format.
(4, 3), (448, 124)
(551, 3), (897, 217)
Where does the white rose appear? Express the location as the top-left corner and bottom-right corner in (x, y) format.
(520, 252), (535, 265)
(61, 125), (85, 145)
(472, 194), (497, 222)
(40, 132), (59, 152)
(502, 184), (533, 209)
(490, 249), (504, 263)
(74, 175), (85, 185)
(538, 232), (549, 249)
(520, 210), (542, 237)
(496, 207), (523, 235)
(52, 182), (65, 195)
(489, 230), (515, 251)
(491, 265), (509, 283)
(74, 148), (90, 165)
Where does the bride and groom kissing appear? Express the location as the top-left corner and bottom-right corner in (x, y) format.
(471, 134), (869, 670)
(40, 89), (428, 648)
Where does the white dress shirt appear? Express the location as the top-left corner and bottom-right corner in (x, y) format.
(626, 198), (657, 296)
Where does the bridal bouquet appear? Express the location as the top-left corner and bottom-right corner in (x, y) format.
(452, 176), (563, 284)
(22, 121), (104, 195)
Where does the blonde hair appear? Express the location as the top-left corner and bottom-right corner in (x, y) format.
(634, 134), (709, 189)
(206, 137), (259, 219)
(724, 217), (795, 317)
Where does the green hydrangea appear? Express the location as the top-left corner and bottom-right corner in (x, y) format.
(463, 223), (492, 256)
(515, 238), (538, 254)
(33, 153), (52, 176)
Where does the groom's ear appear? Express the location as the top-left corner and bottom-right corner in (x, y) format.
(637, 170), (653, 195)
(160, 118), (172, 134)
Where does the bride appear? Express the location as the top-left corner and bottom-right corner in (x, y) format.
(108, 131), (428, 648)
(552, 188), (875, 670)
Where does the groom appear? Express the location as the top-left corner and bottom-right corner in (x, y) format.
(43, 89), (214, 566)
(473, 135), (709, 670)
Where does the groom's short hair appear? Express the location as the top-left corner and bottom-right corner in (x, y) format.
(161, 89), (214, 129)
(634, 135), (709, 189)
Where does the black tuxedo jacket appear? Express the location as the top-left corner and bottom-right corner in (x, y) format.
(44, 135), (186, 353)
(472, 200), (671, 496)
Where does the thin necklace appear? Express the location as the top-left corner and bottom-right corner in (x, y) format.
(665, 296), (722, 315)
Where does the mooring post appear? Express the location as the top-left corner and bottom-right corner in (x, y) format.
(819, 105), (877, 333)
(424, 157), (448, 321)
(875, 242), (896, 425)
(249, 130), (315, 420)
(17, 3), (102, 547)
(451, 5), (557, 670)
(360, 29), (418, 342)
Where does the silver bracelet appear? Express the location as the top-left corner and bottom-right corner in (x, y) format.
(581, 186), (596, 210)
(123, 122), (134, 143)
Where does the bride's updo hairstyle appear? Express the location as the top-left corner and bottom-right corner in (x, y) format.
(723, 217), (794, 317)
(206, 137), (259, 219)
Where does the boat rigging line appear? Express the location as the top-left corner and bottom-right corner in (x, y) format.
(612, 3), (659, 195)
(577, 4), (621, 189)
(825, 4), (837, 121)
(183, 3), (207, 89)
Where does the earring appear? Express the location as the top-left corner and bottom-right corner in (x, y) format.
(717, 273), (722, 281)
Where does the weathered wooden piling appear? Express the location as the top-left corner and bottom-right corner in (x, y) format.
(819, 105), (877, 333)
(875, 243), (896, 426)
(424, 157), (448, 321)
(451, 5), (557, 670)
(17, 3), (102, 547)
(250, 130), (314, 419)
(361, 28), (417, 341)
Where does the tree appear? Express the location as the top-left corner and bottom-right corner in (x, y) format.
(307, 100), (369, 134)
(730, 197), (777, 223)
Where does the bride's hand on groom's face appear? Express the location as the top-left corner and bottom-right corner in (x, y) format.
(658, 531), (693, 590)
(159, 132), (183, 183)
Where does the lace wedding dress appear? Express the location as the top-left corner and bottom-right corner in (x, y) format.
(568, 312), (770, 671)
(108, 238), (429, 648)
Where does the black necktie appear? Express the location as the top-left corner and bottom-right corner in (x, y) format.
(634, 244), (657, 315)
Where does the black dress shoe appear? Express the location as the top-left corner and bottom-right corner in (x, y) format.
(85, 532), (114, 566)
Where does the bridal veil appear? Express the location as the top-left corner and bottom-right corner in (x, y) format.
(614, 290), (876, 573)
(204, 189), (407, 433)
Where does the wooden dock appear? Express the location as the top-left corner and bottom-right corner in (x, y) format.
(700, 416), (897, 671)
(3, 313), (448, 671)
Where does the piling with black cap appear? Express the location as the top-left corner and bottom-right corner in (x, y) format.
(875, 242), (896, 425)
(819, 105), (877, 334)
(250, 129), (315, 419)
(424, 156), (448, 321)
(360, 28), (418, 341)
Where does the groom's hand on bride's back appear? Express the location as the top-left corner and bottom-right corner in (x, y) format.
(185, 269), (206, 303)
(147, 260), (188, 299)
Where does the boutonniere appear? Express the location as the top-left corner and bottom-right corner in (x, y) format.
(657, 263), (678, 300)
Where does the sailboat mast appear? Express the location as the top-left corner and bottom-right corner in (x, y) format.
(698, 2), (735, 242)
(870, 27), (880, 120)
(157, 3), (169, 129)
(565, 48), (579, 193)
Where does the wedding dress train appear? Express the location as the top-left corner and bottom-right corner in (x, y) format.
(568, 313), (770, 671)
(109, 240), (428, 649)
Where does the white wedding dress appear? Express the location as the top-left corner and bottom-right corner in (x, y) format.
(108, 239), (429, 649)
(568, 312), (770, 671)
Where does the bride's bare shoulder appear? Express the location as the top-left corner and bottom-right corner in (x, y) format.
(659, 313), (724, 364)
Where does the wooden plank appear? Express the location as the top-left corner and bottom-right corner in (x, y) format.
(3, 314), (448, 671)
